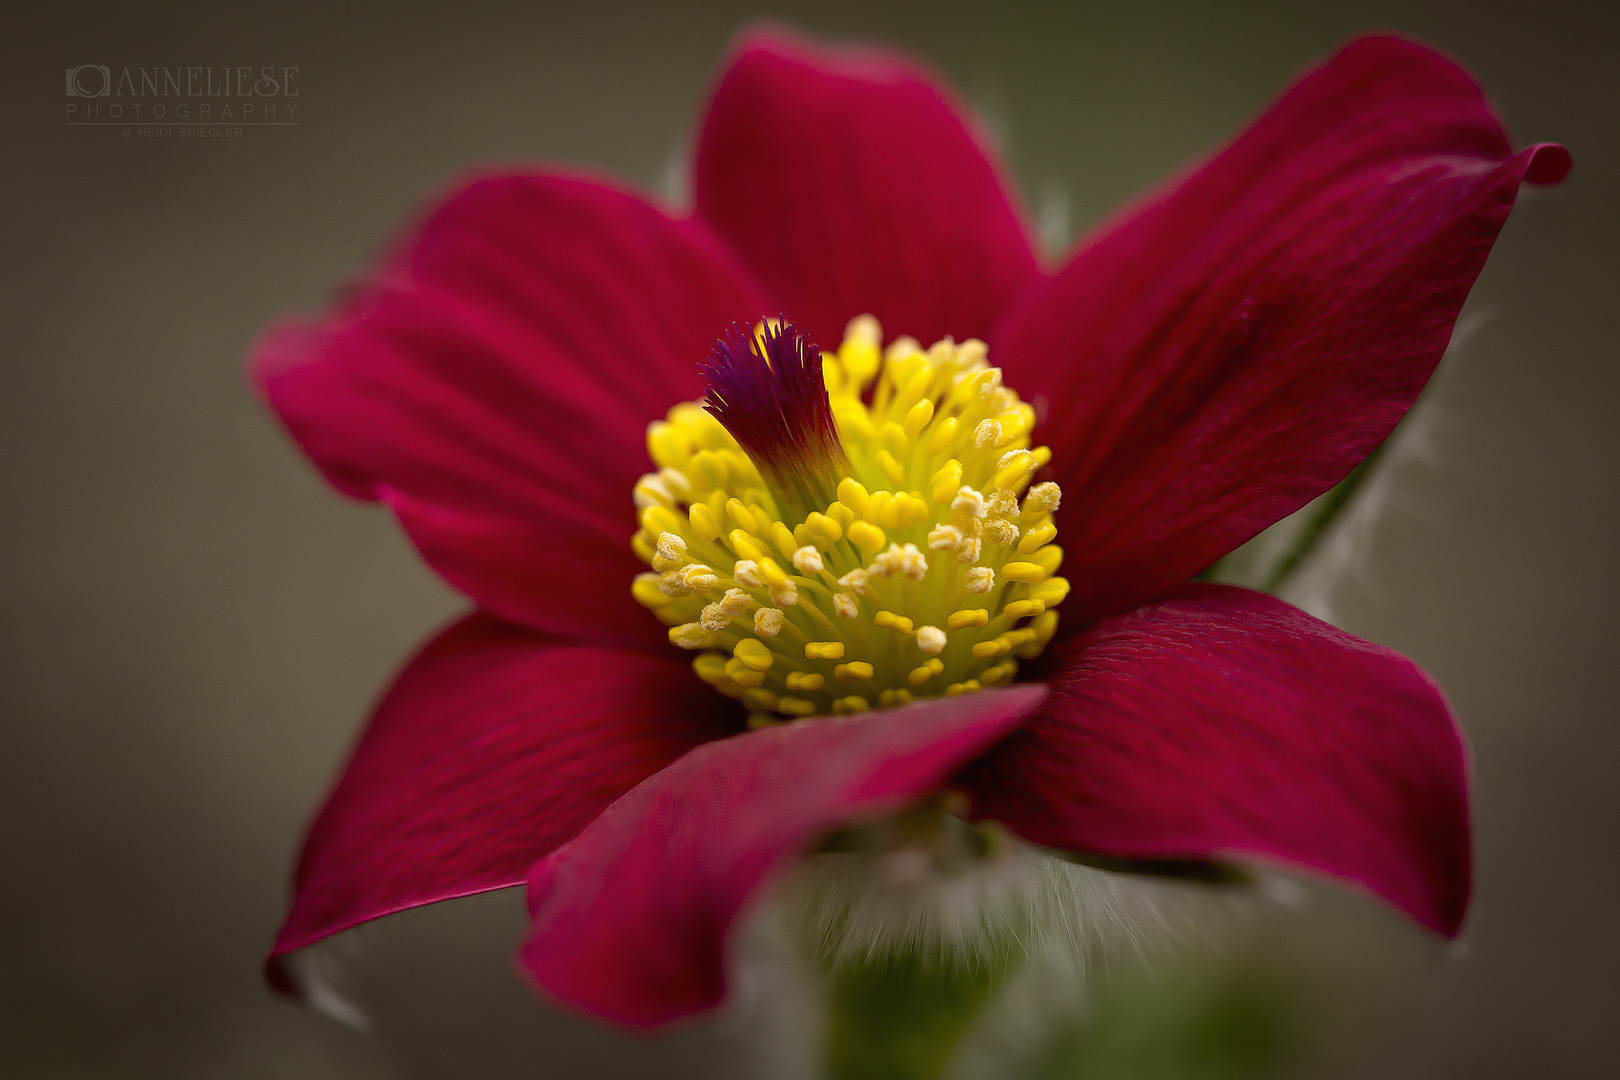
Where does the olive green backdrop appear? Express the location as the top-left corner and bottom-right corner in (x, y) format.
(3, 1), (1614, 1076)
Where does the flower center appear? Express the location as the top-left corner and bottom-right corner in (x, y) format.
(631, 315), (1066, 725)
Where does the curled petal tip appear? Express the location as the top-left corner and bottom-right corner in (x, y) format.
(1524, 142), (1572, 186)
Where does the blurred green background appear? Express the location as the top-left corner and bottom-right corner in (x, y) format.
(3, 0), (1614, 1076)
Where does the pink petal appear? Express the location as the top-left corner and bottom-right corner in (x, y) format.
(518, 684), (1047, 1027)
(252, 172), (774, 648)
(994, 36), (1571, 624)
(267, 614), (739, 994)
(961, 585), (1471, 937)
(693, 27), (1038, 350)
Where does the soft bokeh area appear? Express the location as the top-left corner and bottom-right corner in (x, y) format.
(3, 1), (1614, 1076)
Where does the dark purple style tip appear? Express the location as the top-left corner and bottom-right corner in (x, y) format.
(700, 320), (849, 518)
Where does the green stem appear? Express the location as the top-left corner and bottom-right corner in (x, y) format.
(823, 953), (1007, 1080)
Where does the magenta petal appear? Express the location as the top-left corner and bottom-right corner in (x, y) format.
(994, 36), (1570, 623)
(693, 27), (1038, 349)
(962, 585), (1470, 937)
(252, 172), (773, 648)
(518, 683), (1047, 1027)
(267, 614), (739, 993)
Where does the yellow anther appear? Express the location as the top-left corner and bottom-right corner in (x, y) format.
(778, 697), (817, 717)
(1004, 599), (1046, 619)
(632, 531), (657, 565)
(885, 335), (922, 364)
(669, 623), (709, 649)
(805, 641), (846, 661)
(764, 521), (794, 558)
(903, 397), (934, 438)
(876, 449), (905, 487)
(839, 568), (870, 595)
(1025, 481), (1062, 513)
(833, 592), (860, 619)
(685, 450), (728, 492)
(1003, 628), (1036, 647)
(839, 316), (883, 388)
(699, 603), (730, 631)
(929, 460), (963, 504)
(984, 519), (1020, 546)
(986, 489), (1018, 518)
(878, 688), (916, 708)
(733, 560), (762, 588)
(847, 520), (886, 558)
(770, 581), (800, 607)
(1002, 561), (1046, 584)
(1031, 576), (1071, 606)
(742, 688), (779, 712)
(866, 490), (893, 526)
(786, 671), (825, 692)
(679, 564), (718, 591)
(838, 478), (870, 518)
(927, 524), (964, 551)
(650, 531), (686, 571)
(641, 504), (683, 537)
(692, 652), (729, 683)
(758, 557), (789, 588)
(952, 486), (986, 519)
(833, 695), (871, 715)
(791, 546), (824, 574)
(724, 657), (767, 688)
(835, 662), (875, 682)
(902, 494), (931, 527)
(870, 542), (928, 580)
(965, 567), (996, 594)
(804, 511), (843, 545)
(949, 367), (997, 406)
(974, 419), (1004, 449)
(685, 503), (719, 543)
(1018, 521), (1057, 554)
(729, 529), (764, 561)
(831, 397), (876, 440)
(908, 664), (935, 687)
(928, 416), (959, 455)
(825, 501), (856, 530)
(878, 421), (908, 456)
(993, 450), (1036, 489)
(632, 573), (668, 609)
(633, 473), (676, 509)
(954, 339), (988, 366)
(658, 570), (690, 597)
(971, 639), (1012, 660)
(754, 607), (784, 636)
(915, 626), (947, 654)
(726, 498), (759, 534)
(873, 610), (914, 635)
(1015, 611), (1059, 658)
(944, 680), (982, 697)
(948, 608), (990, 630)
(1031, 544), (1063, 575)
(646, 420), (693, 468)
(733, 638), (774, 672)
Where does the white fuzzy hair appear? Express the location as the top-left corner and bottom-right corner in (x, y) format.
(722, 833), (1263, 1079)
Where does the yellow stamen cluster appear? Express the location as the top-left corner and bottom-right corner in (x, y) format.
(631, 315), (1066, 726)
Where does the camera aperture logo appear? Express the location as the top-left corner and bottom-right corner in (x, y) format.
(65, 65), (300, 139)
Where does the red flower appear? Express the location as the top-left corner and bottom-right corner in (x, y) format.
(253, 29), (1568, 1028)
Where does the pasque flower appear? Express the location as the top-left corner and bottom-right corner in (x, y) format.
(254, 28), (1568, 1028)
